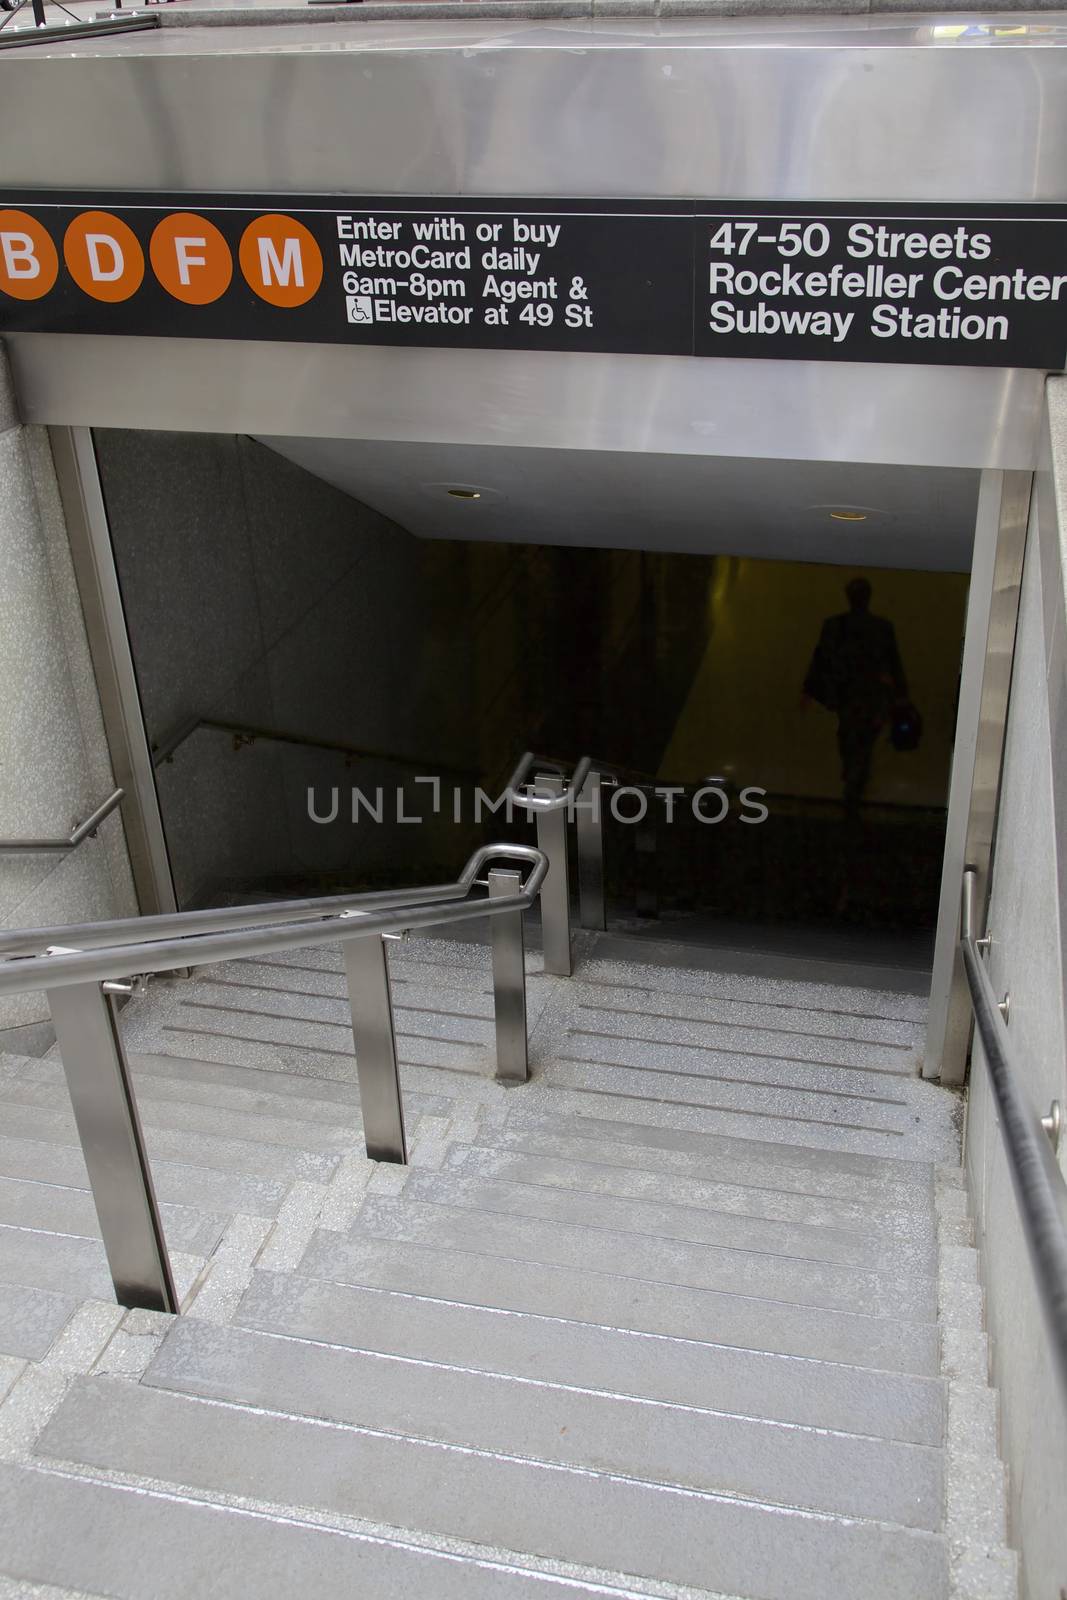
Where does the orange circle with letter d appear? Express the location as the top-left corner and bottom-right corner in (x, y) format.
(150, 213), (233, 305)
(239, 214), (322, 307)
(64, 212), (144, 303)
(0, 211), (59, 301)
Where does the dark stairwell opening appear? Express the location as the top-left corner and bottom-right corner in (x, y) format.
(93, 428), (974, 979)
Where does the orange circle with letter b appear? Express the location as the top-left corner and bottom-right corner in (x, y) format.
(150, 213), (232, 305)
(239, 214), (322, 307)
(0, 211), (59, 301)
(64, 212), (144, 303)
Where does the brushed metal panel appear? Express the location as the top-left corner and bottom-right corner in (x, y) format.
(0, 22), (1065, 201)
(48, 427), (178, 919)
(1, 19), (1062, 465)
(6, 334), (1046, 470)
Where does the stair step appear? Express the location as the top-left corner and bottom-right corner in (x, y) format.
(228, 945), (504, 997)
(210, 961), (548, 1029)
(0, 1076), (361, 1156)
(445, 1142), (934, 1238)
(569, 1005), (915, 1076)
(18, 1052), (367, 1128)
(422, 1161), (936, 1272)
(231, 947), (538, 1016)
(540, 1055), (913, 1138)
(555, 1026), (916, 1104)
(156, 1014), (481, 1082)
(0, 1131), (290, 1220)
(350, 1193), (936, 1319)
(145, 1317), (942, 1529)
(0, 1282), (77, 1360)
(0, 1225), (126, 1302)
(0, 1101), (339, 1183)
(297, 1232), (938, 1374)
(166, 998), (488, 1075)
(526, 1080), (955, 1163)
(130, 1052), (378, 1122)
(238, 1269), (946, 1444)
(34, 1377), (948, 1600)
(186, 978), (499, 1051)
(0, 1176), (225, 1257)
(0, 1462), (620, 1600)
(573, 956), (929, 1025)
(216, 958), (354, 999)
(566, 978), (924, 1050)
(502, 1110), (940, 1192)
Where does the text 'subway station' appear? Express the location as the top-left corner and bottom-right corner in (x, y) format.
(1, 194), (1065, 369)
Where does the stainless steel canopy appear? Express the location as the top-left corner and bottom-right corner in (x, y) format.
(2, 13), (1066, 468)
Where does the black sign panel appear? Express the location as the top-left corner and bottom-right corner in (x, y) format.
(1, 193), (1065, 370)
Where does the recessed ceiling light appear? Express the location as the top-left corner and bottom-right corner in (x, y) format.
(420, 482), (504, 507)
(809, 501), (886, 524)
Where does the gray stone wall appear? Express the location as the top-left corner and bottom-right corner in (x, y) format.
(965, 377), (1067, 1596)
(0, 346), (136, 1051)
(93, 430), (486, 907)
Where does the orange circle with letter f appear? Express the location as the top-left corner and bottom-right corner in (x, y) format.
(150, 213), (233, 304)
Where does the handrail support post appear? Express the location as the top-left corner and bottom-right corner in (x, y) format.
(636, 801), (659, 920)
(342, 932), (407, 1163)
(577, 770), (607, 932)
(46, 980), (177, 1312)
(489, 867), (529, 1081)
(535, 774), (573, 977)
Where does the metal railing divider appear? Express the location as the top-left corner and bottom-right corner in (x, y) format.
(0, 843), (547, 1312)
(576, 770), (607, 932)
(47, 978), (178, 1314)
(489, 866), (529, 1082)
(535, 774), (574, 977)
(502, 753), (592, 977)
(341, 932), (408, 1164)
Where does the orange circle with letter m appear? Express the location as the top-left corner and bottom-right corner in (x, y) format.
(239, 214), (323, 307)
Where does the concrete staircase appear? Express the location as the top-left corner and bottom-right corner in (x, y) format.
(0, 931), (1017, 1599)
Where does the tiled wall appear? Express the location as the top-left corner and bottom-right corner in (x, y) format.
(0, 346), (137, 1051)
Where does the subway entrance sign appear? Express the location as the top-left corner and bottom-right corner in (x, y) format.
(1, 193), (1066, 370)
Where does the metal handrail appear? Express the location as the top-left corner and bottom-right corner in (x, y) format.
(504, 750), (669, 943)
(152, 715), (476, 782)
(503, 751), (593, 812)
(0, 845), (504, 960)
(0, 787), (125, 853)
(0, 843), (546, 995)
(960, 867), (1067, 1402)
(0, 842), (547, 1315)
(527, 750), (661, 790)
(499, 752), (595, 975)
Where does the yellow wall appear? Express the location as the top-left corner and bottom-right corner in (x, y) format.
(659, 558), (969, 807)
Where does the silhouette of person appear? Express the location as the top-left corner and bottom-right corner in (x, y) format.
(802, 578), (908, 822)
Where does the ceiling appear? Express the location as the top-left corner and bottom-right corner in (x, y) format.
(257, 436), (979, 573)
